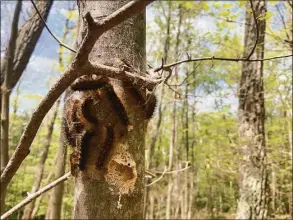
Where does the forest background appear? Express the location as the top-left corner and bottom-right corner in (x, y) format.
(0, 1), (292, 219)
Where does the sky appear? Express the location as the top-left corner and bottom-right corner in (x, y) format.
(1, 1), (74, 113)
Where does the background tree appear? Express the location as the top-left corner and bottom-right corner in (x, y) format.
(1, 0), (22, 214)
(0, 0), (53, 214)
(236, 1), (269, 219)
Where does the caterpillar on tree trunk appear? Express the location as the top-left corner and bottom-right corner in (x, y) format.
(64, 72), (157, 177)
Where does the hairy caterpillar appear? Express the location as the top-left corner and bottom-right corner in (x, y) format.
(79, 131), (94, 170)
(124, 83), (157, 120)
(65, 73), (157, 175)
(96, 126), (114, 169)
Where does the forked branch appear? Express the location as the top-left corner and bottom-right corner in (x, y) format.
(30, 0), (76, 53)
(0, 0), (154, 195)
(153, 54), (293, 73)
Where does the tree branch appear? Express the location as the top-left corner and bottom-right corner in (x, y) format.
(87, 61), (162, 90)
(1, 172), (71, 220)
(30, 0), (77, 53)
(151, 161), (191, 175)
(146, 162), (191, 187)
(146, 166), (167, 187)
(153, 54), (293, 72)
(0, 0), (154, 195)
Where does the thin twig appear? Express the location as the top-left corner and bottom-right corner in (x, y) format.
(146, 162), (191, 187)
(1, 172), (71, 220)
(145, 170), (156, 178)
(151, 162), (191, 175)
(146, 166), (167, 187)
(30, 0), (77, 53)
(153, 54), (293, 72)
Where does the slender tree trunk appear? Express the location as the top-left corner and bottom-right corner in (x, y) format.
(236, 1), (269, 219)
(46, 127), (67, 219)
(21, 99), (60, 219)
(188, 174), (194, 219)
(45, 7), (76, 218)
(166, 5), (183, 219)
(45, 94), (68, 220)
(147, 1), (172, 168)
(0, 1), (22, 214)
(70, 1), (146, 218)
(31, 171), (53, 218)
(8, 81), (21, 137)
(271, 167), (276, 217)
(145, 2), (172, 218)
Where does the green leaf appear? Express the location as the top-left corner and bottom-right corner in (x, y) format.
(223, 3), (234, 9)
(184, 2), (194, 9)
(219, 10), (230, 17)
(214, 2), (221, 9)
(258, 11), (272, 21)
(268, 1), (279, 6)
(202, 3), (209, 12)
(238, 1), (247, 8)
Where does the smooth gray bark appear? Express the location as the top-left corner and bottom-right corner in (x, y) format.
(72, 1), (146, 218)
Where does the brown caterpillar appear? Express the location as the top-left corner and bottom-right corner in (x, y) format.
(103, 84), (130, 127)
(96, 126), (114, 169)
(65, 74), (157, 175)
(79, 131), (94, 170)
(124, 84), (157, 120)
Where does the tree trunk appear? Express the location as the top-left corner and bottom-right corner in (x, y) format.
(45, 92), (69, 220)
(9, 81), (21, 135)
(236, 1), (269, 219)
(1, 2), (52, 211)
(0, 1), (53, 89)
(70, 1), (146, 218)
(147, 1), (172, 169)
(45, 7), (76, 218)
(46, 120), (68, 219)
(21, 99), (60, 219)
(0, 0), (22, 214)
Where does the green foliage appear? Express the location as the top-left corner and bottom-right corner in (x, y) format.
(146, 1), (292, 219)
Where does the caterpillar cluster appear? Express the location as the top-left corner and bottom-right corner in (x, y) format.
(64, 75), (156, 176)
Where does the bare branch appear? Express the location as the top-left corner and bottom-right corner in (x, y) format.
(151, 162), (191, 175)
(0, 66), (77, 195)
(94, 0), (154, 34)
(1, 172), (71, 220)
(145, 170), (156, 178)
(153, 54), (293, 72)
(87, 62), (162, 90)
(146, 162), (191, 187)
(30, 0), (77, 53)
(146, 166), (167, 187)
